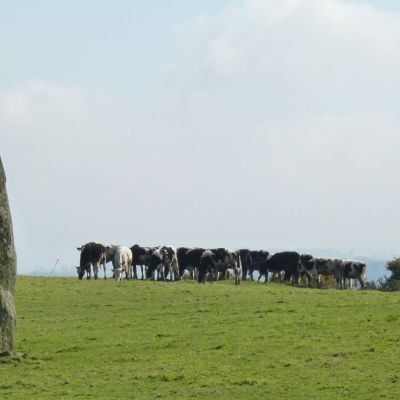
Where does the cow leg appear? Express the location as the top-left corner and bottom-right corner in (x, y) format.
(158, 266), (165, 281)
(165, 266), (170, 281)
(102, 260), (107, 280)
(241, 268), (247, 281)
(359, 276), (365, 290)
(125, 265), (130, 280)
(93, 262), (99, 280)
(335, 277), (340, 289)
(213, 267), (218, 282)
(235, 268), (240, 285)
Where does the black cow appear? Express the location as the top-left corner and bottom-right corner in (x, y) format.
(177, 247), (205, 279)
(259, 251), (300, 284)
(248, 250), (269, 281)
(76, 242), (107, 280)
(130, 245), (156, 280)
(198, 248), (242, 285)
(146, 246), (179, 281)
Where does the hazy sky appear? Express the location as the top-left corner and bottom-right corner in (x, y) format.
(1, 0), (400, 275)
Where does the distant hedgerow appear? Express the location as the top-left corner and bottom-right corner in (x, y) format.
(376, 258), (400, 291)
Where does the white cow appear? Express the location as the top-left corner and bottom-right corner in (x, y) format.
(112, 246), (133, 281)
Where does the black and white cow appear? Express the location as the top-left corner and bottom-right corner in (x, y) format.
(239, 249), (251, 281)
(258, 251), (300, 284)
(316, 258), (342, 288)
(146, 246), (179, 281)
(76, 242), (107, 280)
(198, 248), (242, 285)
(299, 254), (316, 286)
(341, 260), (366, 289)
(130, 245), (157, 280)
(247, 250), (269, 281)
(300, 256), (342, 288)
(177, 247), (205, 279)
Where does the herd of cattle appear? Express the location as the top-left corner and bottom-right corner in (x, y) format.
(76, 242), (367, 289)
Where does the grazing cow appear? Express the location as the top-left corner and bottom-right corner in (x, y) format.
(146, 246), (179, 281)
(76, 242), (107, 280)
(177, 247), (205, 279)
(259, 251), (300, 284)
(247, 250), (269, 281)
(198, 248), (242, 285)
(315, 258), (342, 288)
(112, 246), (133, 281)
(130, 245), (156, 279)
(341, 260), (366, 289)
(239, 249), (251, 280)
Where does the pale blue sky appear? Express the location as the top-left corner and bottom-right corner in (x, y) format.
(1, 1), (241, 93)
(1, 0), (400, 276)
(1, 0), (398, 92)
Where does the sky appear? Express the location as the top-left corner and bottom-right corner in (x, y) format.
(1, 0), (400, 276)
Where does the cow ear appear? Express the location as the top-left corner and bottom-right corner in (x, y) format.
(77, 247), (82, 251)
(76, 267), (80, 270)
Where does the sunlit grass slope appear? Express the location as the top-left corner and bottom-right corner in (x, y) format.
(1, 276), (400, 399)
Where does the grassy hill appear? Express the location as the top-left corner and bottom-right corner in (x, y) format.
(1, 277), (400, 399)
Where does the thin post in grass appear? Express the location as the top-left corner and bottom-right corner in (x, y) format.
(49, 259), (59, 277)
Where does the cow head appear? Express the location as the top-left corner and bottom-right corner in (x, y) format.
(112, 268), (124, 281)
(76, 266), (85, 280)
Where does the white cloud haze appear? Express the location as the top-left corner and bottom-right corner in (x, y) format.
(1, 0), (400, 275)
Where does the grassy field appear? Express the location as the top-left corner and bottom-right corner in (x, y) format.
(1, 277), (400, 399)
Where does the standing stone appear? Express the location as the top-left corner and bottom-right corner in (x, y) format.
(0, 157), (16, 355)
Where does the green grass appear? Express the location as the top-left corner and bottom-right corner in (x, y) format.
(1, 277), (400, 399)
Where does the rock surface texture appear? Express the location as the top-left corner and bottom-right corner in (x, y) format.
(0, 157), (16, 355)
